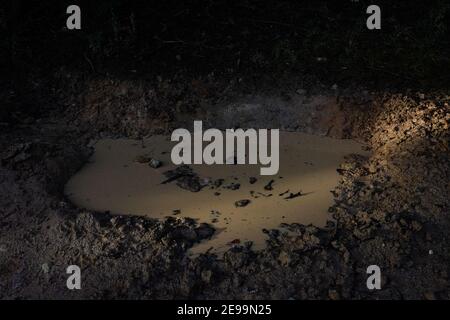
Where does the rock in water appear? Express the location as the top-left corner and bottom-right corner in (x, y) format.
(235, 199), (251, 207)
(224, 182), (240, 190)
(213, 178), (224, 188)
(162, 165), (205, 192)
(149, 158), (162, 168)
(176, 175), (203, 192)
(284, 191), (303, 200)
(264, 179), (275, 191)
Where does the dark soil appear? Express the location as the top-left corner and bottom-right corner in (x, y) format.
(0, 78), (448, 299)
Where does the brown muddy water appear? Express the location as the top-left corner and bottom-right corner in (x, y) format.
(65, 132), (368, 255)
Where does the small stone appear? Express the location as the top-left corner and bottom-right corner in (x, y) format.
(176, 176), (203, 192)
(284, 191), (303, 200)
(172, 209), (181, 215)
(235, 199), (251, 207)
(224, 182), (240, 190)
(278, 251), (290, 266)
(149, 158), (162, 168)
(264, 180), (275, 191)
(249, 177), (257, 184)
(41, 263), (50, 273)
(214, 179), (224, 188)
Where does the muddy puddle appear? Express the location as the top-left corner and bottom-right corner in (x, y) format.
(65, 132), (368, 255)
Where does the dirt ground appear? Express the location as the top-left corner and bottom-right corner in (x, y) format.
(0, 76), (449, 299)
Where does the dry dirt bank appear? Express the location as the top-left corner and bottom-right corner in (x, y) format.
(0, 78), (449, 299)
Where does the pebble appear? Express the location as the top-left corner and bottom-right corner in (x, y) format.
(149, 158), (162, 168)
(235, 199), (251, 207)
(41, 263), (50, 273)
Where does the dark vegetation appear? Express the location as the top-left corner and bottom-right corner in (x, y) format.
(3, 0), (450, 85)
(3, 1), (450, 125)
